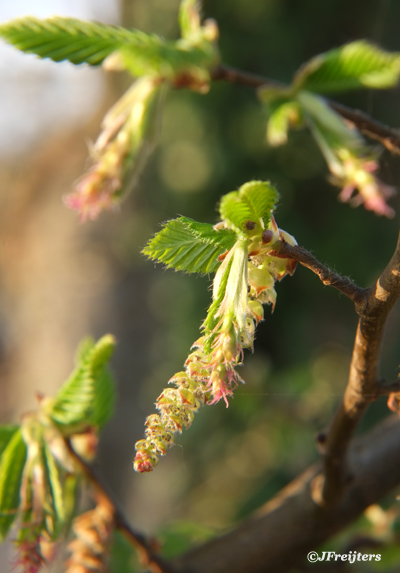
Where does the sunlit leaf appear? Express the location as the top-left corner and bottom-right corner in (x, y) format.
(43, 442), (65, 535)
(266, 100), (303, 146)
(0, 16), (153, 66)
(219, 181), (279, 234)
(179, 0), (202, 40)
(0, 425), (20, 458)
(143, 217), (237, 274)
(0, 429), (27, 540)
(293, 40), (400, 93)
(49, 335), (116, 431)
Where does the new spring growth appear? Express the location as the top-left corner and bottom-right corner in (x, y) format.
(134, 181), (297, 473)
(65, 77), (165, 222)
(261, 40), (400, 218)
(298, 92), (395, 218)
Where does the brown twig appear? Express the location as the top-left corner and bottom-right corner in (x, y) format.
(271, 240), (367, 305)
(210, 64), (400, 155)
(320, 232), (400, 504)
(65, 440), (176, 573)
(173, 415), (400, 573)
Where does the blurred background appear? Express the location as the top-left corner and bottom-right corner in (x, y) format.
(1, 0), (400, 570)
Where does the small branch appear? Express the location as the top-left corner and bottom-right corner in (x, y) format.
(173, 416), (400, 573)
(329, 101), (400, 156)
(210, 64), (400, 155)
(271, 240), (367, 305)
(320, 232), (400, 504)
(65, 440), (176, 573)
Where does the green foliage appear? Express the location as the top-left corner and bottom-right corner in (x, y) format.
(293, 40), (400, 93)
(43, 442), (65, 535)
(0, 429), (27, 540)
(48, 335), (116, 432)
(202, 253), (233, 339)
(143, 216), (236, 274)
(0, 17), (150, 66)
(0, 16), (218, 84)
(158, 520), (214, 559)
(266, 100), (303, 146)
(219, 181), (279, 234)
(107, 40), (215, 83)
(179, 0), (202, 40)
(0, 425), (19, 458)
(110, 531), (141, 573)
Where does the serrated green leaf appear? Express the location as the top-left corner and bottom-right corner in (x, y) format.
(0, 425), (20, 458)
(49, 335), (116, 431)
(90, 369), (116, 429)
(0, 429), (27, 540)
(43, 442), (65, 535)
(0, 17), (155, 66)
(143, 217), (237, 274)
(219, 181), (279, 234)
(266, 100), (303, 146)
(293, 40), (400, 94)
(179, 0), (202, 40)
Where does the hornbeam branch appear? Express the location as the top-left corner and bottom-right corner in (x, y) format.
(210, 64), (400, 155)
(271, 240), (367, 305)
(320, 232), (400, 504)
(173, 416), (400, 573)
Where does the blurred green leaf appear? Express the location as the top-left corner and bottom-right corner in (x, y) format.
(49, 335), (116, 432)
(143, 216), (236, 274)
(179, 0), (202, 40)
(219, 181), (279, 234)
(114, 41), (215, 83)
(0, 425), (20, 458)
(43, 442), (65, 535)
(293, 40), (400, 93)
(0, 428), (27, 540)
(0, 17), (160, 66)
(110, 530), (141, 573)
(266, 100), (303, 146)
(158, 520), (215, 559)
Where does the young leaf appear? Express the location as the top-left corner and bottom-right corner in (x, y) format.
(49, 335), (116, 431)
(297, 91), (363, 152)
(0, 429), (27, 540)
(293, 40), (400, 93)
(43, 442), (65, 535)
(112, 41), (215, 84)
(0, 17), (159, 66)
(266, 100), (303, 146)
(143, 217), (237, 274)
(0, 425), (20, 458)
(179, 0), (202, 40)
(219, 181), (279, 234)
(90, 370), (116, 429)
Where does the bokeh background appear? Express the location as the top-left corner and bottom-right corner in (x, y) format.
(1, 0), (400, 570)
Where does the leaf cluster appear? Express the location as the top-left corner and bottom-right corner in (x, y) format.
(0, 335), (116, 542)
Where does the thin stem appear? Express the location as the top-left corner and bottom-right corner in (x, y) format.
(271, 240), (367, 305)
(210, 64), (400, 155)
(65, 440), (176, 573)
